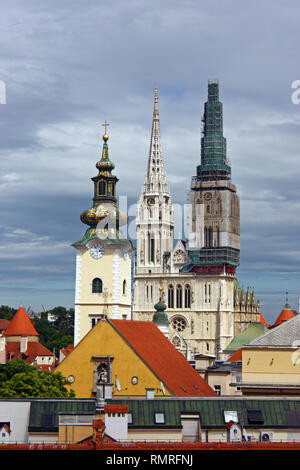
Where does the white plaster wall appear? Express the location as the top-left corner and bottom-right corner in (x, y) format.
(0, 401), (31, 443)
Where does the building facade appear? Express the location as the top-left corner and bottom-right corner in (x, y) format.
(133, 82), (261, 360)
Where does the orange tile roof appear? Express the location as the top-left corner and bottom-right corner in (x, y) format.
(227, 348), (242, 362)
(4, 306), (38, 337)
(104, 405), (129, 414)
(109, 319), (216, 396)
(0, 319), (10, 331)
(6, 341), (53, 364)
(260, 313), (270, 327)
(273, 306), (295, 327)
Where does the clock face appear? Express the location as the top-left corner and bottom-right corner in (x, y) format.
(90, 244), (105, 259)
(204, 192), (212, 201)
(147, 198), (155, 206)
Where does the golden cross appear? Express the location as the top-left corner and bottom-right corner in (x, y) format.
(102, 120), (109, 134)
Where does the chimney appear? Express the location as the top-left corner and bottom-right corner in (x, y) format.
(104, 404), (129, 441)
(0, 337), (6, 363)
(20, 337), (28, 354)
(146, 388), (155, 400)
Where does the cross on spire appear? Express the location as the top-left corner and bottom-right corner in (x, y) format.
(102, 120), (109, 135)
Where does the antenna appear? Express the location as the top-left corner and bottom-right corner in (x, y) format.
(115, 377), (121, 392)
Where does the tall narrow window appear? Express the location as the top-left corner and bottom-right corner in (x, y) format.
(92, 278), (103, 293)
(176, 285), (182, 309)
(168, 285), (174, 308)
(208, 227), (213, 247)
(204, 227), (208, 247)
(98, 180), (107, 196)
(123, 280), (127, 295)
(205, 284), (207, 303)
(184, 285), (191, 308)
(150, 236), (155, 263)
(208, 284), (211, 303)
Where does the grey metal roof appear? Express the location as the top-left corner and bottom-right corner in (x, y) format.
(247, 314), (300, 347)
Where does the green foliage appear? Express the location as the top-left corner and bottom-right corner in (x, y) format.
(0, 305), (16, 321)
(0, 359), (75, 398)
(31, 307), (74, 357)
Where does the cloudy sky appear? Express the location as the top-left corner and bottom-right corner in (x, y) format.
(0, 0), (299, 324)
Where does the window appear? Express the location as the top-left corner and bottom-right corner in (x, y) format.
(42, 412), (55, 427)
(154, 413), (165, 424)
(92, 278), (103, 293)
(224, 410), (239, 423)
(123, 279), (126, 295)
(184, 285), (191, 308)
(247, 409), (264, 424)
(98, 180), (107, 196)
(176, 284), (182, 308)
(168, 285), (174, 308)
(128, 413), (133, 424)
(172, 316), (187, 332)
(214, 385), (221, 396)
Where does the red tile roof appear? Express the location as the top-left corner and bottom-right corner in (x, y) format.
(4, 306), (38, 337)
(227, 348), (242, 362)
(0, 319), (10, 331)
(260, 313), (270, 327)
(6, 341), (53, 364)
(273, 305), (295, 327)
(104, 405), (129, 414)
(109, 319), (216, 396)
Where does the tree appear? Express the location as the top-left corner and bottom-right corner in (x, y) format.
(0, 359), (75, 398)
(0, 305), (16, 321)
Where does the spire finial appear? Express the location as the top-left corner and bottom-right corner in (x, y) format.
(102, 120), (109, 142)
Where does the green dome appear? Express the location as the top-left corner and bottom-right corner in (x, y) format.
(153, 297), (169, 326)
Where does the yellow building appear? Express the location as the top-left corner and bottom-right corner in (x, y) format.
(55, 316), (215, 398)
(241, 314), (300, 395)
(73, 125), (133, 346)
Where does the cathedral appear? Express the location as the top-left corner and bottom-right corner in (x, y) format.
(132, 81), (260, 360)
(72, 81), (261, 359)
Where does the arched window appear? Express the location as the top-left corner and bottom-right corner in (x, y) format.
(123, 279), (126, 295)
(184, 285), (191, 308)
(92, 278), (103, 293)
(168, 285), (174, 308)
(176, 285), (182, 309)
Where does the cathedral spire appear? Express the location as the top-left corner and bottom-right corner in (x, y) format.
(144, 88), (168, 192)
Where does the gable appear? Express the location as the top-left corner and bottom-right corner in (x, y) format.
(55, 320), (167, 398)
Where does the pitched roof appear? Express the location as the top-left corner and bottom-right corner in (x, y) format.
(224, 323), (269, 354)
(260, 313), (270, 327)
(109, 319), (215, 396)
(227, 348), (242, 362)
(4, 306), (38, 337)
(0, 319), (10, 331)
(248, 314), (300, 347)
(273, 304), (295, 327)
(6, 341), (53, 364)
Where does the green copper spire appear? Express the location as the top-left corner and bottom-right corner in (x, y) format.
(197, 80), (231, 181)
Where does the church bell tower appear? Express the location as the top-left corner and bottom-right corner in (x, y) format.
(72, 123), (133, 346)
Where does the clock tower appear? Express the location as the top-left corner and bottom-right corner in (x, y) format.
(72, 124), (133, 346)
